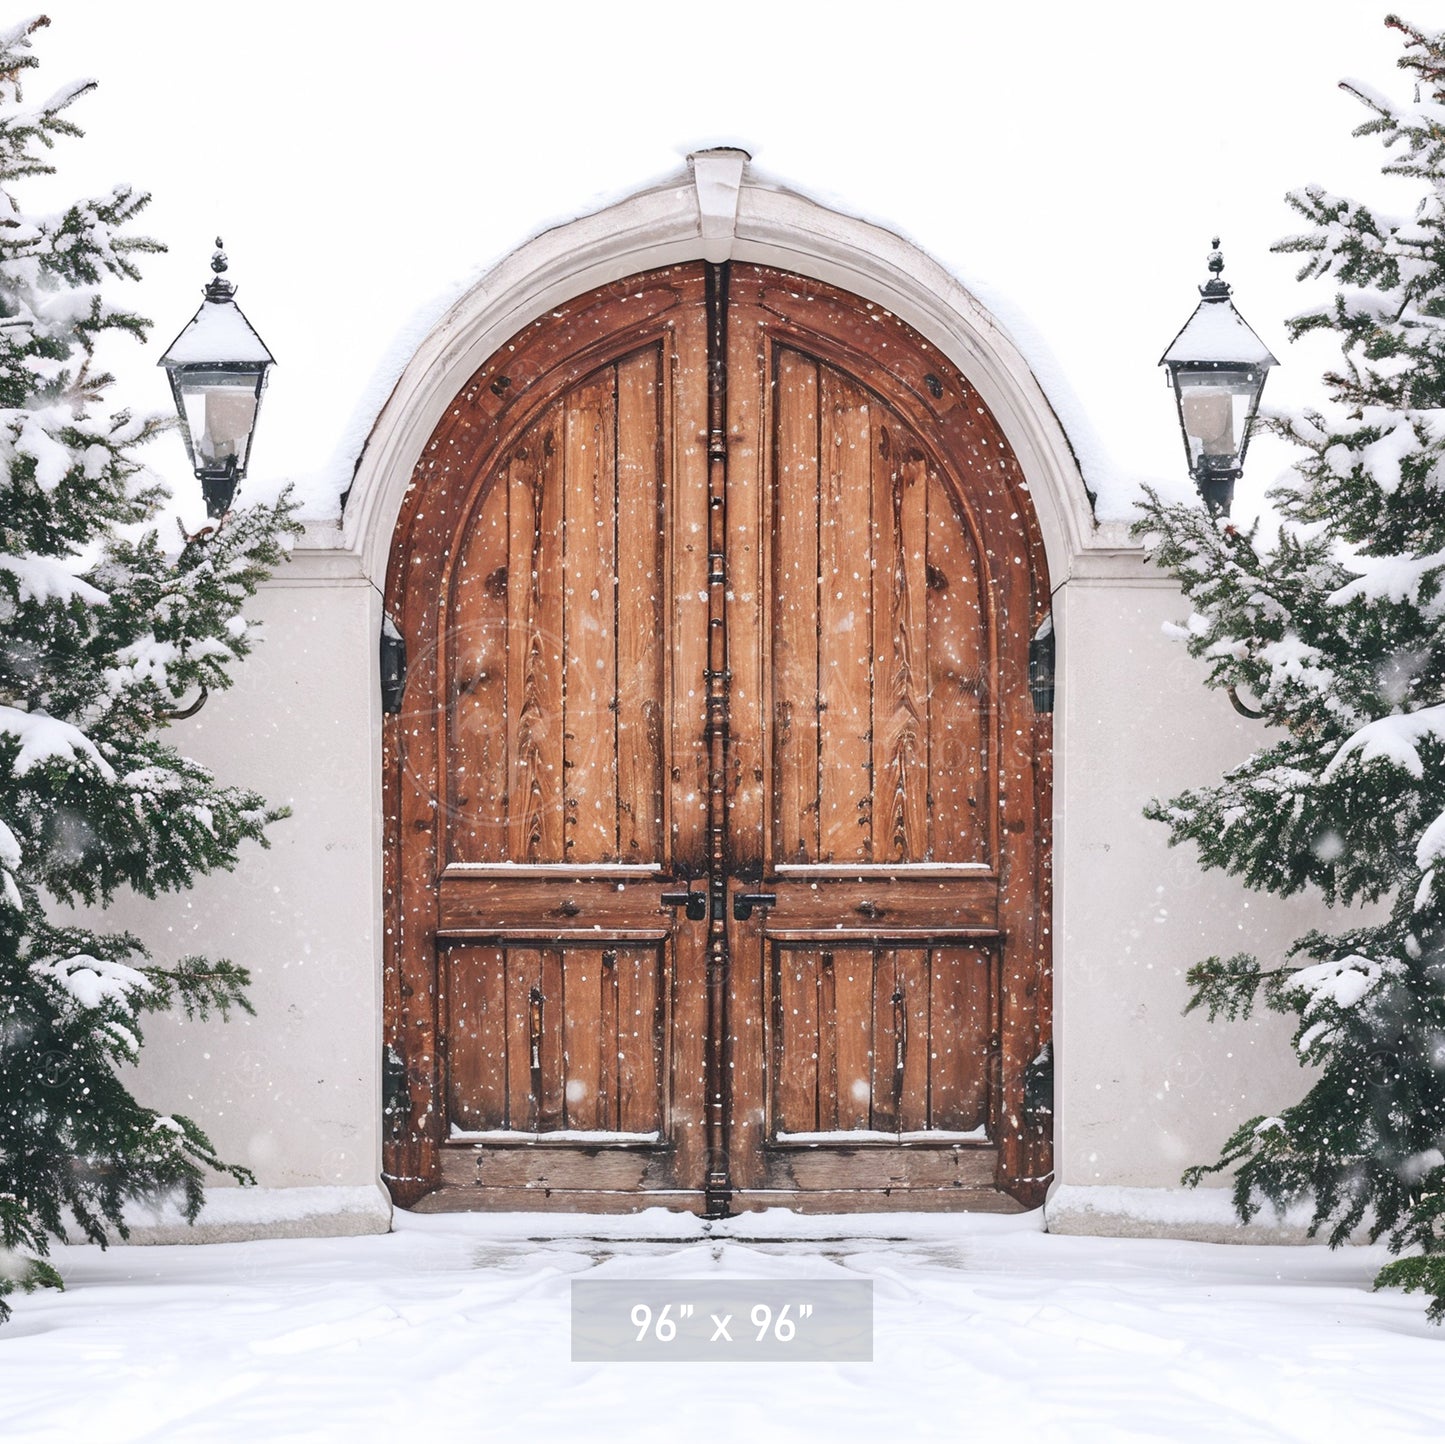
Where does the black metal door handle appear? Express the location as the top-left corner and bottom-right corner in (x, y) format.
(732, 891), (777, 921)
(661, 888), (708, 921)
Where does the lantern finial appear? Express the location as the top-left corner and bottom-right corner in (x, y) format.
(1202, 238), (1230, 299)
(205, 238), (235, 302)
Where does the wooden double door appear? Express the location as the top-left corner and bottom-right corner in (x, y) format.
(383, 263), (1052, 1214)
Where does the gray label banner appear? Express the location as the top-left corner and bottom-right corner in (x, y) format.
(572, 1279), (873, 1362)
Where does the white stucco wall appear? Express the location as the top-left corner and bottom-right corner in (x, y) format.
(1049, 560), (1332, 1237)
(117, 555), (391, 1236)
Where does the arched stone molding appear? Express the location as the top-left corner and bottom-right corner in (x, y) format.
(341, 151), (1100, 588)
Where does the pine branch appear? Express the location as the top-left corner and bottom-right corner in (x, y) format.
(143, 957), (255, 1023)
(1376, 1255), (1445, 1323)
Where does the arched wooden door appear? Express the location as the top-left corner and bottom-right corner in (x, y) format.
(382, 263), (1052, 1215)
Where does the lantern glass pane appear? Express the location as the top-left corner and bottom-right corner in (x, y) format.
(176, 371), (260, 473)
(1176, 369), (1260, 470)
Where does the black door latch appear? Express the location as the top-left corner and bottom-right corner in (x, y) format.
(732, 891), (777, 921)
(661, 886), (708, 921)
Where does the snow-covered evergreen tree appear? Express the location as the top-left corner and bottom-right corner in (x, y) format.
(1134, 14), (1445, 1320)
(0, 17), (296, 1320)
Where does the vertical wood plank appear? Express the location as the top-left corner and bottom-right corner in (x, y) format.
(563, 370), (619, 863)
(598, 948), (618, 1131)
(774, 948), (819, 1134)
(539, 947), (566, 1128)
(508, 410), (566, 863)
(771, 348), (820, 864)
(895, 948), (931, 1133)
(929, 946), (990, 1133)
(870, 948), (899, 1134)
(669, 285), (711, 877)
(898, 461), (932, 861)
(817, 367), (874, 862)
(615, 349), (665, 864)
(504, 947), (542, 1130)
(447, 475), (510, 863)
(818, 950), (839, 1131)
(444, 946), (508, 1130)
(872, 442), (930, 863)
(562, 949), (604, 1130)
(926, 473), (987, 864)
(833, 948), (875, 1130)
(617, 946), (661, 1134)
(727, 917), (767, 1187)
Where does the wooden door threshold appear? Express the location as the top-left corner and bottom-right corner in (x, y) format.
(405, 1184), (1030, 1216)
(409, 1141), (1036, 1216)
(407, 1191), (1028, 1214)
(408, 1187), (706, 1215)
(728, 1188), (1029, 1215)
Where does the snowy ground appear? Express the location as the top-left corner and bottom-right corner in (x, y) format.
(6, 1209), (1445, 1443)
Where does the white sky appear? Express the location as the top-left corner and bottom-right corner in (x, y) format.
(29, 1), (1415, 524)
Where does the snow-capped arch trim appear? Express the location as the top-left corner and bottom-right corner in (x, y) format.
(342, 152), (1098, 586)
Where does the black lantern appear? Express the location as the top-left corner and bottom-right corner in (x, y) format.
(159, 239), (275, 519)
(1160, 240), (1276, 516)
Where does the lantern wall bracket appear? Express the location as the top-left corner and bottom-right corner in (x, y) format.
(157, 687), (209, 722)
(1227, 685), (1266, 721)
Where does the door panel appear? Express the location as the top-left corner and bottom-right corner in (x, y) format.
(446, 350), (668, 868)
(770, 943), (994, 1138)
(383, 262), (1051, 1213)
(444, 943), (664, 1136)
(766, 346), (989, 867)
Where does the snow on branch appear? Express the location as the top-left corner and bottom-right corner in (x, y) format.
(1418, 808), (1445, 871)
(1321, 703), (1445, 781)
(0, 552), (107, 607)
(28, 952), (152, 1014)
(1288, 953), (1399, 1012)
(0, 705), (113, 780)
(1328, 545), (1445, 609)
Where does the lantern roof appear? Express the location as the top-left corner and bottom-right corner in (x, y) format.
(159, 240), (274, 369)
(1160, 241), (1277, 370)
(1160, 296), (1277, 369)
(160, 297), (273, 367)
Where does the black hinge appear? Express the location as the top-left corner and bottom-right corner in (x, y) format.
(381, 614), (407, 714)
(1029, 614), (1054, 714)
(1024, 1040), (1054, 1120)
(382, 1043), (411, 1139)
